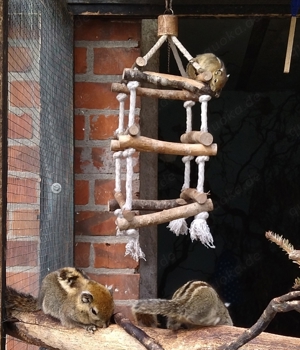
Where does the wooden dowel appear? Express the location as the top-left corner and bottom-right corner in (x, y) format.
(122, 69), (212, 95)
(114, 192), (126, 208)
(180, 188), (207, 204)
(284, 16), (297, 73)
(108, 199), (183, 212)
(128, 124), (140, 136)
(111, 135), (217, 157)
(180, 131), (213, 146)
(116, 199), (214, 230)
(111, 83), (201, 102)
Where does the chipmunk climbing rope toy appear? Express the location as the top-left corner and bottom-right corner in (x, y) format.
(108, 8), (228, 260)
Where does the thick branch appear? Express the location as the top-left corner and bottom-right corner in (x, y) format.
(219, 291), (300, 350)
(5, 310), (300, 350)
(116, 200), (213, 231)
(111, 135), (217, 157)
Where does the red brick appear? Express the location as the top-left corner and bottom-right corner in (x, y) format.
(75, 114), (85, 140)
(8, 47), (32, 72)
(94, 178), (139, 205)
(75, 147), (104, 174)
(75, 242), (91, 268)
(6, 240), (38, 267)
(89, 114), (119, 140)
(7, 177), (38, 204)
(9, 209), (40, 236)
(74, 47), (87, 74)
(10, 81), (40, 108)
(74, 18), (141, 41)
(94, 243), (139, 269)
(8, 112), (33, 139)
(75, 82), (118, 109)
(8, 145), (40, 173)
(75, 180), (89, 205)
(6, 271), (39, 295)
(94, 48), (140, 75)
(75, 211), (116, 236)
(88, 273), (140, 300)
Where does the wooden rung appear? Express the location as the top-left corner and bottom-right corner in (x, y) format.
(122, 69), (212, 95)
(111, 135), (217, 157)
(108, 199), (184, 212)
(180, 131), (213, 146)
(116, 199), (214, 230)
(180, 188), (207, 204)
(111, 83), (201, 102)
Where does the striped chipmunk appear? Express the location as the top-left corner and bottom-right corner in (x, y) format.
(132, 280), (232, 330)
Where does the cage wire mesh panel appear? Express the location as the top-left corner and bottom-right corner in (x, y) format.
(6, 0), (73, 348)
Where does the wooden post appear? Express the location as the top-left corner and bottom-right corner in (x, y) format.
(116, 199), (214, 230)
(157, 14), (178, 37)
(284, 16), (297, 73)
(0, 2), (8, 350)
(111, 135), (217, 157)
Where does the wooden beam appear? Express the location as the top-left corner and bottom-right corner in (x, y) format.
(67, 1), (292, 17)
(5, 310), (300, 350)
(0, 1), (8, 350)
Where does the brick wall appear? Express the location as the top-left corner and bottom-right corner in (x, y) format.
(7, 15), (41, 350)
(74, 17), (141, 318)
(7, 15), (41, 295)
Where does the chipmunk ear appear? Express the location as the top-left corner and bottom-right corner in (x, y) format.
(81, 291), (93, 303)
(106, 285), (114, 295)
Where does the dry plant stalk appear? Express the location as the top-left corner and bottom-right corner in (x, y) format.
(219, 231), (300, 350)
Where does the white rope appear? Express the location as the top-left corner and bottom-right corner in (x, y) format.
(167, 100), (195, 236)
(113, 82), (145, 261)
(182, 100), (195, 191)
(127, 81), (139, 128)
(189, 95), (215, 248)
(116, 93), (127, 135)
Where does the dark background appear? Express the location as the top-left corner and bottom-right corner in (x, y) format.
(157, 17), (300, 336)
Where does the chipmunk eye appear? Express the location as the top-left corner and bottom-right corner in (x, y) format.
(91, 308), (98, 315)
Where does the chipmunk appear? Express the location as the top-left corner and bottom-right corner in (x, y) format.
(132, 280), (232, 330)
(186, 53), (228, 97)
(5, 267), (114, 333)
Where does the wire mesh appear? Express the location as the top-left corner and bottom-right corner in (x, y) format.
(6, 1), (73, 348)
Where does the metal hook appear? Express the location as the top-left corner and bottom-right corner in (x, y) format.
(164, 0), (174, 14)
